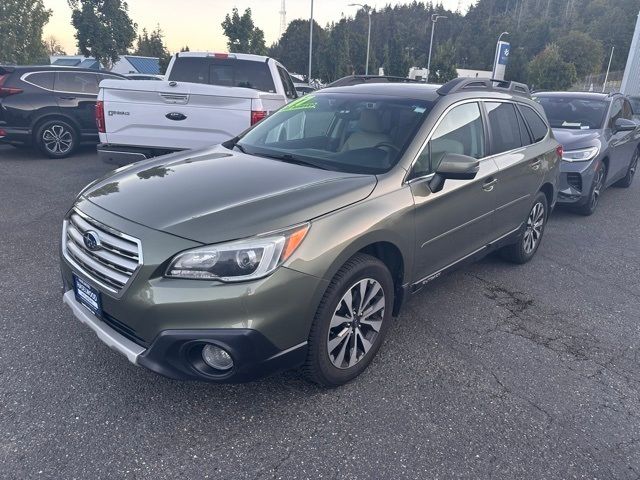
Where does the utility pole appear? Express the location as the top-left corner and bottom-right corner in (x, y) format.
(279, 0), (287, 37)
(308, 0), (314, 83)
(349, 3), (372, 75)
(603, 46), (615, 93)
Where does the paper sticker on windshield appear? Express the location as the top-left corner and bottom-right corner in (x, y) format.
(282, 95), (318, 112)
(562, 121), (582, 128)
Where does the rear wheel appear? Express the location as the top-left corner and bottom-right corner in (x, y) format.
(576, 161), (605, 216)
(614, 149), (638, 188)
(303, 253), (394, 387)
(500, 192), (548, 264)
(35, 119), (78, 159)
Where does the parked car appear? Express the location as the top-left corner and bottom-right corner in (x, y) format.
(535, 92), (639, 215)
(294, 84), (315, 96)
(328, 75), (422, 88)
(61, 78), (560, 386)
(97, 52), (299, 165)
(0, 66), (126, 158)
(628, 95), (640, 121)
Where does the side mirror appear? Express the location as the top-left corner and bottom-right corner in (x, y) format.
(429, 153), (480, 193)
(614, 117), (637, 133)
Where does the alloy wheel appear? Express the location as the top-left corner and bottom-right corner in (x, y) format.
(327, 278), (385, 369)
(591, 166), (605, 210)
(523, 202), (545, 255)
(42, 124), (73, 155)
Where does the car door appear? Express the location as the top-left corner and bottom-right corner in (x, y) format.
(409, 101), (499, 283)
(484, 101), (543, 237)
(606, 97), (635, 182)
(54, 71), (100, 136)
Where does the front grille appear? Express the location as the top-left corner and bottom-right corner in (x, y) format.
(102, 311), (148, 347)
(63, 209), (142, 294)
(566, 173), (582, 192)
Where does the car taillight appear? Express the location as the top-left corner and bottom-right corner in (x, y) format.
(0, 128), (6, 137)
(556, 145), (563, 158)
(251, 110), (267, 126)
(0, 74), (23, 98)
(95, 100), (106, 133)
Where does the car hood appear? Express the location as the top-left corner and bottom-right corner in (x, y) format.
(552, 128), (602, 151)
(83, 146), (377, 244)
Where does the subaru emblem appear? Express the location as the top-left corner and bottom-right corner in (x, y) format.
(83, 230), (102, 251)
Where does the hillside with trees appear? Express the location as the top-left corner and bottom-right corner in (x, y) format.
(265, 0), (639, 88)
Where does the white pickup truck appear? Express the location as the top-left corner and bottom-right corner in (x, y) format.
(96, 52), (299, 164)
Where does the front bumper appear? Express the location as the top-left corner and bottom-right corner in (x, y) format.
(63, 290), (309, 382)
(556, 158), (599, 205)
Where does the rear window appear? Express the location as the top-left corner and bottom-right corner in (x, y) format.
(168, 57), (276, 93)
(519, 105), (549, 142)
(25, 72), (55, 90)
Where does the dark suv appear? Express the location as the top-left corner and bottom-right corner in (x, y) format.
(60, 78), (560, 386)
(0, 66), (125, 158)
(535, 92), (639, 215)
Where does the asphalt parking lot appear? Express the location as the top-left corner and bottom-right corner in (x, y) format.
(1, 144), (639, 479)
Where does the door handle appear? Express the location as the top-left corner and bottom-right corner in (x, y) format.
(530, 159), (542, 170)
(482, 178), (498, 192)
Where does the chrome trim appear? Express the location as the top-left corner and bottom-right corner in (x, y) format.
(413, 224), (522, 287)
(404, 98), (550, 184)
(62, 208), (143, 297)
(63, 291), (145, 364)
(20, 71), (118, 95)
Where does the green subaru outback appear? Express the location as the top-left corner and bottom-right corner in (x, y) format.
(61, 78), (560, 386)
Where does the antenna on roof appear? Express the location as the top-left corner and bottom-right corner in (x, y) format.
(279, 0), (287, 37)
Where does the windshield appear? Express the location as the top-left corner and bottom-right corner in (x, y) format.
(629, 97), (640, 116)
(536, 96), (607, 130)
(236, 93), (434, 174)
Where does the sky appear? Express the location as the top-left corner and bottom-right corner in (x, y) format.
(43, 0), (473, 55)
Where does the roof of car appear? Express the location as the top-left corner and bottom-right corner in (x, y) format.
(0, 65), (123, 75)
(320, 82), (443, 100)
(534, 91), (612, 101)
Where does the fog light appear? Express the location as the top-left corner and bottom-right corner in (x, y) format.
(202, 344), (234, 371)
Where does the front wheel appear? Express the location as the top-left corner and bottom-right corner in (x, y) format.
(576, 161), (605, 216)
(614, 149), (638, 188)
(303, 253), (394, 387)
(500, 192), (548, 264)
(35, 119), (78, 159)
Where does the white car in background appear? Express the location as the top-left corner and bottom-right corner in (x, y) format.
(97, 52), (299, 165)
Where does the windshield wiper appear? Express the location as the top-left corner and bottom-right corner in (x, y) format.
(253, 152), (328, 170)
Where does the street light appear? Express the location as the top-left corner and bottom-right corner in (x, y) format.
(349, 3), (372, 75)
(426, 14), (447, 83)
(308, 0), (314, 84)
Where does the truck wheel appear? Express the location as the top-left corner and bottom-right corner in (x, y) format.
(35, 119), (78, 159)
(500, 192), (548, 264)
(303, 253), (394, 387)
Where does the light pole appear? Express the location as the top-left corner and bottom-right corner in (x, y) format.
(426, 14), (447, 82)
(308, 0), (314, 84)
(349, 3), (372, 75)
(491, 31), (509, 79)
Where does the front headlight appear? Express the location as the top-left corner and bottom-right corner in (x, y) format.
(562, 146), (599, 162)
(165, 223), (310, 281)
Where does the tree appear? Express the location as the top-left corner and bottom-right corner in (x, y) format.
(527, 44), (577, 90)
(0, 0), (51, 65)
(45, 36), (67, 56)
(221, 8), (267, 55)
(180, 46), (190, 52)
(134, 25), (171, 74)
(556, 30), (604, 78)
(430, 40), (458, 83)
(67, 0), (137, 69)
(268, 19), (325, 78)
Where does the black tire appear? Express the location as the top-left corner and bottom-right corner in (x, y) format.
(303, 253), (394, 387)
(500, 191), (548, 264)
(614, 149), (638, 188)
(575, 160), (605, 216)
(35, 119), (78, 159)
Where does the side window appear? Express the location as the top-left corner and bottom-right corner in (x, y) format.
(485, 102), (523, 154)
(622, 99), (633, 120)
(608, 99), (623, 128)
(277, 66), (297, 100)
(515, 107), (532, 146)
(413, 102), (485, 177)
(55, 72), (99, 95)
(25, 72), (55, 90)
(520, 105), (549, 143)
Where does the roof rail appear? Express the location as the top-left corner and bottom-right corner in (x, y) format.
(437, 77), (531, 98)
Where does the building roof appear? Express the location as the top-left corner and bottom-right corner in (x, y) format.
(124, 56), (160, 74)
